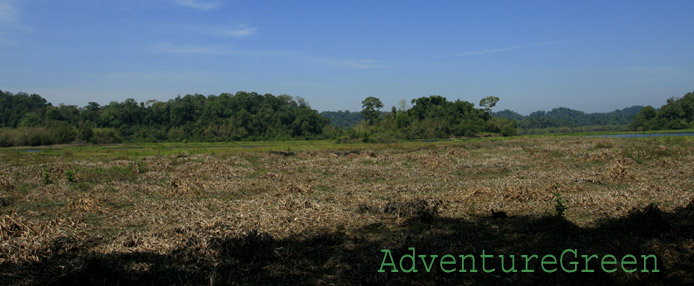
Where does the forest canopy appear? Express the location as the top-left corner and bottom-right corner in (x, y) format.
(630, 92), (694, 131)
(0, 90), (328, 146)
(1, 89), (692, 147)
(339, 95), (517, 143)
(492, 106), (643, 131)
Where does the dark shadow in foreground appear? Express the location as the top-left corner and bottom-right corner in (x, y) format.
(2, 202), (693, 285)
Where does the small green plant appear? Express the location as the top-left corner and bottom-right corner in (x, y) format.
(134, 158), (147, 174)
(42, 169), (51, 185)
(552, 191), (568, 218)
(65, 169), (76, 183)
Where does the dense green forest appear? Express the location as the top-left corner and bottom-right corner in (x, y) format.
(0, 90), (329, 146)
(338, 95), (517, 143)
(0, 90), (511, 146)
(2, 89), (692, 147)
(630, 92), (694, 131)
(324, 103), (643, 133)
(492, 106), (643, 133)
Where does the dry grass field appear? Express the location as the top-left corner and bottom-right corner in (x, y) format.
(1, 136), (693, 285)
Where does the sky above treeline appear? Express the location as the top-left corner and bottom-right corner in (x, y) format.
(1, 0), (692, 114)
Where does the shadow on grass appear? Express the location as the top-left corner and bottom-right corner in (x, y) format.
(2, 202), (693, 285)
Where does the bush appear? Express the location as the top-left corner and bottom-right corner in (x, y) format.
(366, 131), (398, 143)
(77, 124), (94, 142)
(91, 128), (122, 144)
(65, 169), (76, 183)
(48, 121), (76, 144)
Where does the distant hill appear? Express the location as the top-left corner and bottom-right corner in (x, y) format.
(492, 106), (643, 129)
(324, 106), (644, 130)
(320, 111), (363, 128)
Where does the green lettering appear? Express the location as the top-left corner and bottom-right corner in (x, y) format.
(440, 254), (456, 273)
(581, 254), (598, 273)
(499, 254), (516, 273)
(379, 249), (398, 272)
(481, 250), (495, 273)
(419, 254), (438, 273)
(621, 254), (637, 273)
(400, 247), (417, 273)
(541, 254), (557, 273)
(459, 254), (477, 273)
(641, 254), (659, 273)
(522, 254), (538, 273)
(560, 249), (578, 273)
(601, 254), (617, 273)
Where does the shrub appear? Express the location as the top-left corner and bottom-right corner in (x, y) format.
(65, 169), (76, 183)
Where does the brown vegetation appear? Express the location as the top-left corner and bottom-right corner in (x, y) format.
(0, 137), (693, 285)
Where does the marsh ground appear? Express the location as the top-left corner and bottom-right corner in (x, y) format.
(1, 136), (693, 285)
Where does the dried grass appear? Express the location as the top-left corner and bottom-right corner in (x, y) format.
(0, 211), (30, 240)
(279, 182), (311, 195)
(606, 158), (635, 181)
(167, 174), (205, 197)
(66, 196), (104, 214)
(446, 147), (469, 157)
(1, 137), (693, 284)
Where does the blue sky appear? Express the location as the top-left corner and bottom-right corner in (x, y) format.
(0, 0), (692, 114)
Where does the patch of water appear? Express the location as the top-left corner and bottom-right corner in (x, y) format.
(589, 132), (694, 138)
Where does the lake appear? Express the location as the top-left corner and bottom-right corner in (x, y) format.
(589, 132), (694, 138)
(18, 149), (43, 152)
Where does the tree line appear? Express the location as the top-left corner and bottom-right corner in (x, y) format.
(0, 90), (512, 146)
(337, 95), (517, 143)
(323, 102), (646, 134)
(0, 90), (329, 146)
(2, 89), (691, 147)
(630, 92), (694, 131)
(492, 106), (643, 132)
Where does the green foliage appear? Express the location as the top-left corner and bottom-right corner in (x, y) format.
(65, 169), (76, 183)
(91, 128), (122, 144)
(494, 106), (643, 131)
(48, 121), (76, 144)
(77, 122), (94, 142)
(552, 191), (568, 218)
(479, 96), (500, 113)
(319, 110), (363, 128)
(134, 158), (147, 174)
(42, 169), (51, 185)
(366, 131), (398, 143)
(361, 96), (384, 125)
(629, 92), (694, 131)
(487, 117), (518, 136)
(18, 113), (41, 127)
(349, 95), (503, 140)
(0, 91), (328, 146)
(0, 90), (49, 128)
(630, 92), (694, 131)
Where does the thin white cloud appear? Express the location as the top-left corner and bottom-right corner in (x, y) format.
(222, 28), (257, 37)
(447, 40), (570, 57)
(621, 66), (682, 73)
(0, 1), (17, 24)
(175, 0), (223, 11)
(149, 43), (233, 55)
(0, 0), (33, 45)
(149, 42), (384, 70)
(309, 57), (383, 69)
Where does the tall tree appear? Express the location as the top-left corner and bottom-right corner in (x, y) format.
(479, 96), (500, 113)
(361, 96), (383, 125)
